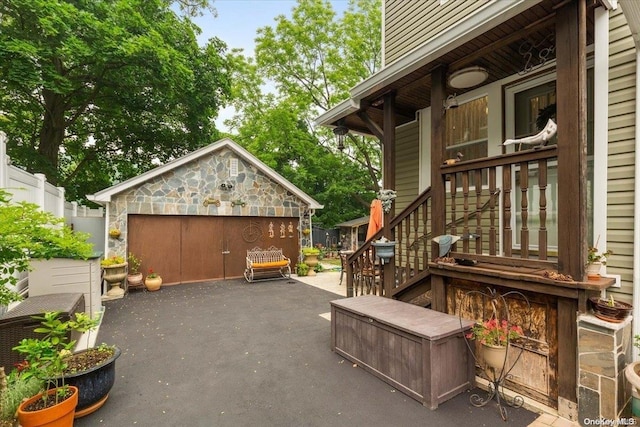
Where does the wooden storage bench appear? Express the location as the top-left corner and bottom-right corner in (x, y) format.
(330, 295), (475, 409)
(244, 246), (291, 283)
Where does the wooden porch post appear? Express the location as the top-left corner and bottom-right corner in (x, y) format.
(430, 65), (447, 311)
(555, 0), (587, 413)
(556, 0), (587, 280)
(383, 92), (396, 297)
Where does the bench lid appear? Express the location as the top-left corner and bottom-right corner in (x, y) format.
(331, 295), (474, 340)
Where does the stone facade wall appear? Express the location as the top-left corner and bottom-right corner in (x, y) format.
(106, 147), (312, 256)
(577, 314), (633, 423)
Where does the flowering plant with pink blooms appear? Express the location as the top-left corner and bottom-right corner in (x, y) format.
(466, 318), (524, 347)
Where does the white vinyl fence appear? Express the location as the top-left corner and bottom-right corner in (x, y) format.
(0, 132), (105, 305)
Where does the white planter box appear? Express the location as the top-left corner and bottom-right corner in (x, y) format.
(28, 256), (103, 317)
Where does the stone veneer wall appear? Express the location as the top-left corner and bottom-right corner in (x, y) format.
(577, 313), (633, 423)
(106, 147), (312, 256)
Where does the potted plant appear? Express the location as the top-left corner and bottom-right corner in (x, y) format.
(12, 311), (99, 426)
(101, 255), (127, 297)
(144, 268), (162, 291)
(0, 189), (93, 308)
(589, 294), (632, 323)
(0, 367), (42, 427)
(625, 335), (640, 417)
(466, 317), (524, 371)
(586, 245), (613, 279)
(302, 247), (320, 266)
(126, 252), (143, 290)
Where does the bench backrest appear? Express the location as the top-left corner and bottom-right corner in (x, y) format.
(247, 246), (286, 263)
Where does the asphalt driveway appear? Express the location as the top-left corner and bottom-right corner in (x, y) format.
(75, 278), (539, 426)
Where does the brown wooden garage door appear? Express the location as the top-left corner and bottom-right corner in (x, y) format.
(128, 215), (300, 284)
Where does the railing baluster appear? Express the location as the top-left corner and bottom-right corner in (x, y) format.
(462, 171), (470, 254)
(539, 160), (548, 260)
(503, 164), (512, 257)
(450, 173), (457, 236)
(520, 162), (529, 258)
(489, 167), (497, 255)
(475, 169), (483, 254)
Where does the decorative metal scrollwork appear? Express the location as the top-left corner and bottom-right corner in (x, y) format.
(518, 34), (555, 75)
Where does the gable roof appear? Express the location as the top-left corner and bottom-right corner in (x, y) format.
(87, 138), (323, 209)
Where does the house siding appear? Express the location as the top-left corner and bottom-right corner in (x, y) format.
(607, 8), (636, 297)
(394, 121), (420, 212)
(384, 0), (488, 64)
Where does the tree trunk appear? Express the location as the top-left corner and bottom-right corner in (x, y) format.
(38, 88), (66, 185)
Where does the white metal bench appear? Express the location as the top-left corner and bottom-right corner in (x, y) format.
(244, 246), (291, 283)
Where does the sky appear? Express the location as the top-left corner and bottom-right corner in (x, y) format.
(194, 0), (350, 55)
(190, 0), (351, 130)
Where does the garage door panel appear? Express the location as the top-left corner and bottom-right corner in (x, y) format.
(181, 217), (224, 282)
(128, 215), (182, 285)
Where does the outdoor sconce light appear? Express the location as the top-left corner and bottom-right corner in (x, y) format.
(333, 124), (349, 151)
(371, 237), (396, 264)
(220, 182), (233, 191)
(443, 94), (459, 111)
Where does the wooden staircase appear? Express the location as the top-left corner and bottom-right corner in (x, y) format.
(345, 187), (433, 305)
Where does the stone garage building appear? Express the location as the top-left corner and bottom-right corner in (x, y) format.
(88, 138), (323, 285)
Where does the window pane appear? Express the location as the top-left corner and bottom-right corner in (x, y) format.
(445, 96), (488, 161)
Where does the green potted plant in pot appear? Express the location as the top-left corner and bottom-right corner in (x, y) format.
(466, 317), (524, 373)
(12, 311), (99, 426)
(586, 246), (613, 279)
(301, 247), (320, 272)
(0, 367), (42, 427)
(296, 263), (309, 277)
(101, 255), (127, 298)
(126, 252), (143, 290)
(144, 268), (162, 291)
(11, 311), (120, 422)
(625, 335), (640, 417)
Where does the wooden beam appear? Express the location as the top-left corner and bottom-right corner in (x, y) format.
(554, 0), (586, 408)
(356, 110), (384, 141)
(430, 65), (447, 257)
(382, 92), (396, 298)
(556, 0), (587, 281)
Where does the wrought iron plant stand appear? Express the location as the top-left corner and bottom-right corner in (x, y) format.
(459, 287), (531, 421)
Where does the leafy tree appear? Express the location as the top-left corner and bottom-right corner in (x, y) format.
(0, 0), (231, 201)
(227, 0), (382, 227)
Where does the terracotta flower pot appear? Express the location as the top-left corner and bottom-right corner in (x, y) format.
(18, 386), (79, 427)
(586, 262), (602, 279)
(145, 276), (162, 291)
(127, 272), (144, 289)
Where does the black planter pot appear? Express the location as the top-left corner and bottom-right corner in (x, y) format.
(57, 346), (121, 417)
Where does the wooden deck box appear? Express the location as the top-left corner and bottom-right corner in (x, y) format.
(330, 295), (475, 409)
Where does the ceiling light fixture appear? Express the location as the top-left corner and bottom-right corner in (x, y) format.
(448, 66), (489, 89)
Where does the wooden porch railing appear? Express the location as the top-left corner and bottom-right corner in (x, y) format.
(345, 186), (432, 298)
(345, 145), (560, 299)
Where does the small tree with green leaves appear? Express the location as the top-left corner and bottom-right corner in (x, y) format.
(0, 189), (94, 306)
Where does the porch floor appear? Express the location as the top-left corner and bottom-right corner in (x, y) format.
(75, 271), (546, 426)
